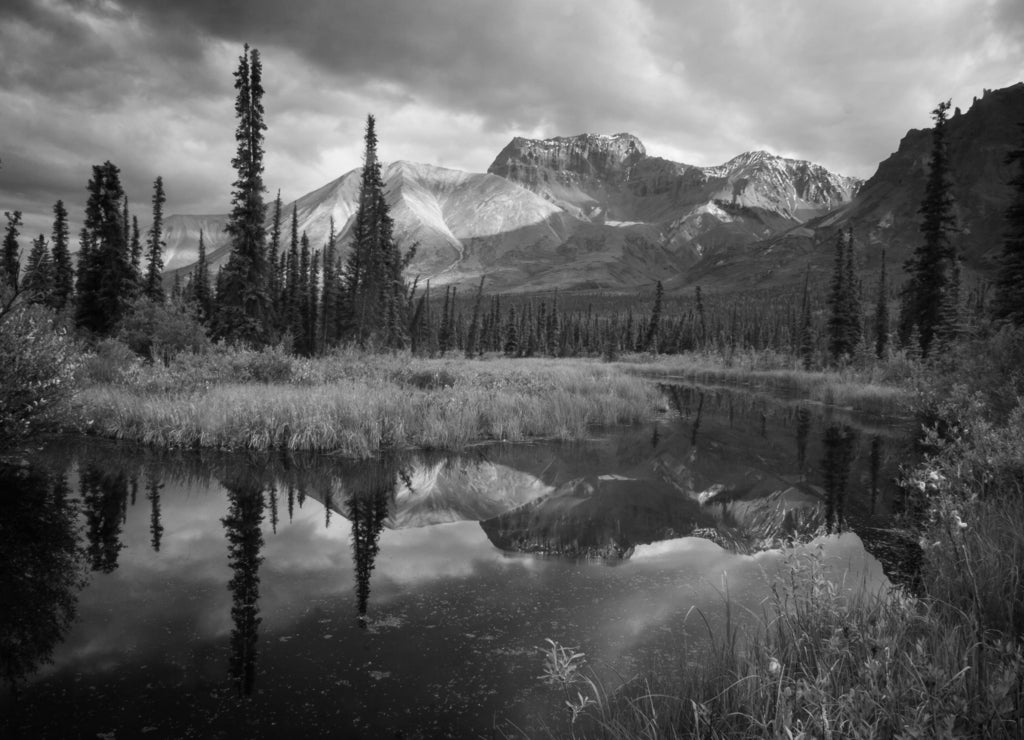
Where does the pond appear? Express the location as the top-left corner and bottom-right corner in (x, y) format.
(0, 383), (918, 739)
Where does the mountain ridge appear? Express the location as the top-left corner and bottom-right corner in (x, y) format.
(164, 133), (861, 293)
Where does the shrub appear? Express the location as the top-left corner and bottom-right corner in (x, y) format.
(0, 292), (78, 447)
(118, 297), (209, 364)
(246, 343), (294, 383)
(77, 338), (139, 385)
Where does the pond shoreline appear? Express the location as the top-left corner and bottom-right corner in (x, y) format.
(63, 351), (914, 457)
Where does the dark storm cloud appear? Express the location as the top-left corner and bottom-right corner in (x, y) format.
(125, 0), (665, 133)
(1, 0), (1021, 247)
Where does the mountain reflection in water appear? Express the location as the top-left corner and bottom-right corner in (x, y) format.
(1, 383), (916, 738)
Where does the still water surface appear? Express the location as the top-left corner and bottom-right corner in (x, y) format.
(1, 384), (915, 738)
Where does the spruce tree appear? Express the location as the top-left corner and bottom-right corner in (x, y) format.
(145, 176), (166, 302)
(438, 286), (452, 355)
(464, 276), (485, 359)
(993, 122), (1024, 325)
(874, 248), (889, 358)
(76, 161), (134, 335)
(2, 210), (22, 289)
(503, 305), (519, 356)
(320, 217), (338, 350)
(643, 280), (663, 352)
(284, 205), (300, 341)
(798, 266), (815, 369)
(129, 215), (142, 296)
(22, 234), (54, 301)
(341, 115), (414, 348)
(307, 247), (320, 355)
(215, 44), (270, 345)
(267, 190), (283, 326)
(295, 231), (311, 355)
(193, 229), (212, 323)
(827, 230), (853, 362)
(899, 100), (958, 356)
(50, 200), (74, 311)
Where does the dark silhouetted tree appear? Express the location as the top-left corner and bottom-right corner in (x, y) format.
(341, 115), (414, 348)
(899, 100), (958, 356)
(643, 280), (663, 352)
(2, 210), (22, 290)
(215, 44), (270, 345)
(874, 248), (889, 358)
(993, 122), (1024, 325)
(144, 176), (166, 302)
(22, 235), (53, 302)
(76, 161), (135, 335)
(50, 200), (73, 311)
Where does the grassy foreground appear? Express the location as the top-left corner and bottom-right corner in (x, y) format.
(71, 347), (663, 455)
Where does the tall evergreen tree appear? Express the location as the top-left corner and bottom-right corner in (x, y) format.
(215, 44), (270, 345)
(295, 231), (311, 354)
(129, 215), (142, 296)
(144, 176), (166, 302)
(993, 121), (1024, 325)
(76, 161), (134, 335)
(193, 229), (212, 323)
(267, 190), (283, 323)
(438, 286), (452, 355)
(306, 246), (320, 355)
(464, 276), (486, 359)
(899, 100), (958, 356)
(2, 210), (22, 289)
(50, 200), (74, 311)
(320, 218), (339, 350)
(874, 248), (890, 358)
(284, 205), (300, 342)
(798, 266), (815, 369)
(22, 234), (54, 302)
(341, 115), (414, 348)
(643, 280), (663, 352)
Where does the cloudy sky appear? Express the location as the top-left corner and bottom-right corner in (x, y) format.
(1, 0), (1022, 240)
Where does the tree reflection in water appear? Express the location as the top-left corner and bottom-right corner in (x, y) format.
(220, 473), (265, 697)
(345, 461), (397, 628)
(821, 423), (859, 534)
(0, 465), (87, 705)
(146, 467), (163, 552)
(80, 464), (129, 573)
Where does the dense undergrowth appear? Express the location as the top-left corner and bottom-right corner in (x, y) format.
(520, 327), (1024, 739)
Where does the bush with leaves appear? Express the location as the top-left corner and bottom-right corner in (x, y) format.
(0, 288), (78, 447)
(118, 296), (210, 365)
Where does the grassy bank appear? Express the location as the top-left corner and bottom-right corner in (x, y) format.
(526, 329), (1024, 738)
(70, 348), (663, 455)
(615, 349), (914, 415)
(530, 549), (1022, 739)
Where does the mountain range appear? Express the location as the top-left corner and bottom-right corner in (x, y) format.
(164, 82), (1024, 294)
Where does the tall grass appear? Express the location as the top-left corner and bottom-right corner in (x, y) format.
(616, 350), (914, 415)
(524, 548), (1024, 739)
(71, 349), (663, 455)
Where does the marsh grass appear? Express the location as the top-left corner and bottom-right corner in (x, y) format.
(526, 548), (1024, 739)
(616, 350), (913, 415)
(71, 349), (663, 455)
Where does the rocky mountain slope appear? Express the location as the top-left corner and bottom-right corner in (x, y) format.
(163, 134), (861, 293)
(710, 83), (1024, 291)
